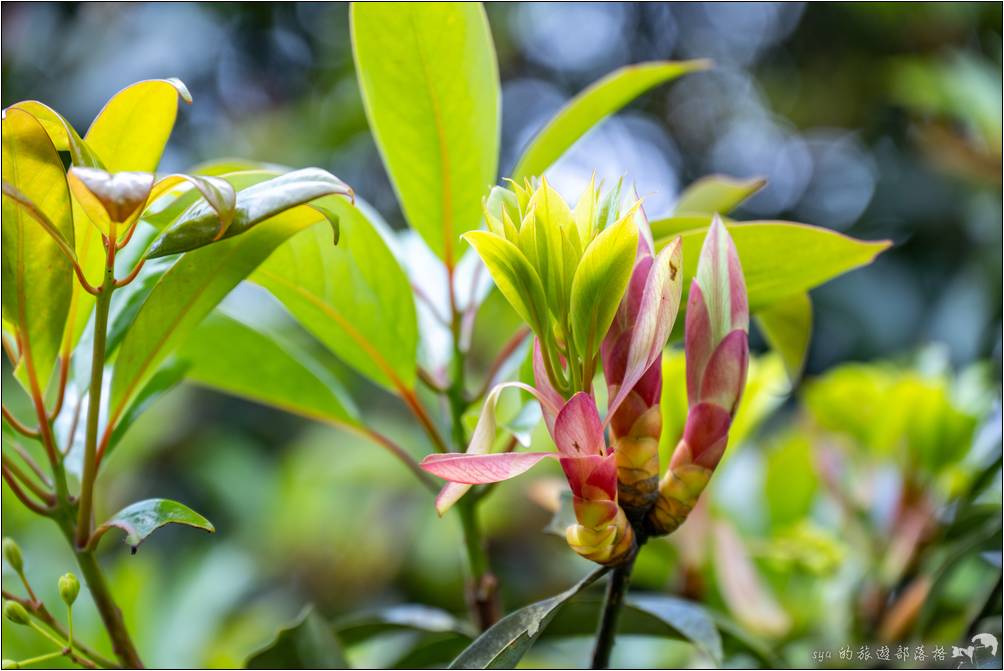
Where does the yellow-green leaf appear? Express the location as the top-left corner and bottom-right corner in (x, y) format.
(659, 221), (890, 313)
(568, 207), (638, 358)
(673, 175), (766, 216)
(755, 292), (813, 383)
(511, 60), (710, 181)
(1, 109), (75, 393)
(351, 2), (500, 265)
(464, 231), (548, 337)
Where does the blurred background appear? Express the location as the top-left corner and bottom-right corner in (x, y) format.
(2, 2), (1001, 668)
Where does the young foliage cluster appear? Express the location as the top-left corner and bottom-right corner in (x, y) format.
(2, 2), (893, 669)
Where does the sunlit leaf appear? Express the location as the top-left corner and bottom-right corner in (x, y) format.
(92, 498), (214, 552)
(1, 108), (74, 393)
(253, 196), (418, 392)
(658, 221), (890, 313)
(147, 168), (350, 257)
(464, 231), (548, 336)
(84, 78), (191, 172)
(448, 568), (606, 669)
(673, 175), (766, 216)
(568, 207), (638, 358)
(352, 2), (500, 265)
(247, 606), (348, 669)
(179, 311), (359, 427)
(511, 60), (709, 181)
(755, 291), (812, 383)
(6, 100), (103, 168)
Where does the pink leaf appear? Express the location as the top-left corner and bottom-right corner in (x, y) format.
(606, 237), (683, 421)
(532, 339), (564, 433)
(554, 392), (605, 457)
(420, 452), (554, 484)
(685, 282), (713, 405)
(699, 329), (749, 415)
(560, 453), (617, 501)
(435, 482), (472, 516)
(681, 402), (732, 470)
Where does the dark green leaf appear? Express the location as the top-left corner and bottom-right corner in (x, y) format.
(147, 168), (350, 257)
(247, 606), (349, 669)
(449, 568), (606, 669)
(512, 60), (709, 181)
(351, 2), (500, 264)
(93, 498), (214, 552)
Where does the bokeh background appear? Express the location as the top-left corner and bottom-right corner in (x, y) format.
(2, 2), (1001, 668)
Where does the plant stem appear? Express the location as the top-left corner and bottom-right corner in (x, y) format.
(457, 499), (500, 631)
(446, 267), (500, 631)
(72, 549), (144, 668)
(75, 259), (114, 548)
(591, 556), (636, 669)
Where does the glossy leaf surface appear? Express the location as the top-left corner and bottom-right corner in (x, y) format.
(448, 568), (606, 668)
(93, 498), (214, 552)
(147, 168), (349, 257)
(673, 175), (766, 216)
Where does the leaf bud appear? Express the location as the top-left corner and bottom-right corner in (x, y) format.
(3, 601), (29, 626)
(2, 538), (23, 573)
(58, 573), (79, 607)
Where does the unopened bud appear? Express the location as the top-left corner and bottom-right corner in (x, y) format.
(2, 538), (22, 573)
(58, 573), (79, 607)
(3, 601), (29, 625)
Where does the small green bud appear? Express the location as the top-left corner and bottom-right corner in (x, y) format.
(58, 573), (79, 606)
(2, 601), (29, 625)
(2, 538), (23, 573)
(2, 658), (19, 669)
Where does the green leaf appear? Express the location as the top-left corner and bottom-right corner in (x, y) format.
(179, 312), (359, 427)
(84, 78), (191, 172)
(649, 213), (716, 241)
(253, 197), (418, 392)
(247, 606), (348, 669)
(464, 231), (548, 336)
(511, 60), (710, 181)
(6, 101), (103, 168)
(93, 498), (214, 552)
(764, 432), (819, 527)
(660, 221), (891, 313)
(568, 208), (638, 358)
(106, 358), (189, 456)
(1, 108), (75, 393)
(673, 175), (766, 216)
(351, 2), (500, 265)
(755, 291), (812, 383)
(108, 207), (332, 441)
(448, 568), (606, 669)
(147, 168), (350, 258)
(622, 595), (723, 665)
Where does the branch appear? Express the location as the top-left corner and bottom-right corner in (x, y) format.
(47, 356), (71, 421)
(1, 590), (115, 670)
(2, 405), (40, 439)
(1, 454), (53, 504)
(8, 442), (52, 487)
(2, 464), (52, 515)
(591, 556), (637, 668)
(114, 257), (146, 288)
